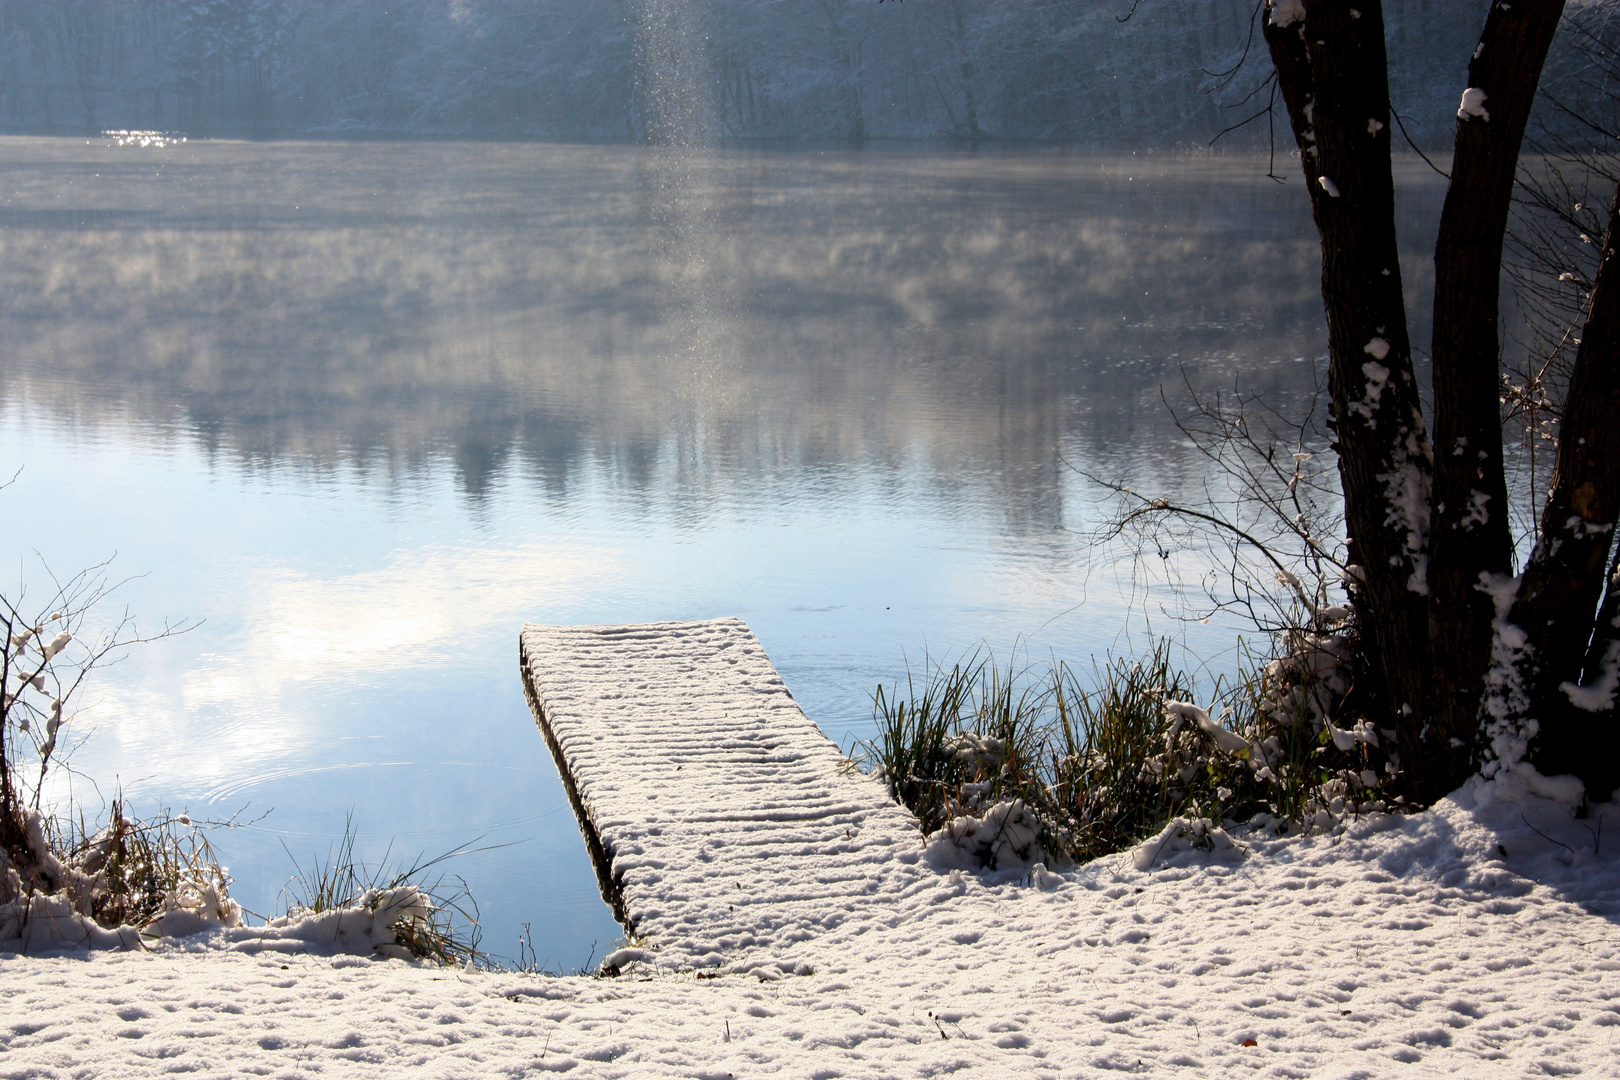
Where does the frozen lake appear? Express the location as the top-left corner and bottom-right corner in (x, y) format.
(0, 136), (1444, 968)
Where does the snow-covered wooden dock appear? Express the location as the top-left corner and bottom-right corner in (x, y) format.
(518, 618), (931, 975)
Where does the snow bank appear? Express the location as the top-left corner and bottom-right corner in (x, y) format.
(0, 892), (144, 952)
(216, 886), (436, 960)
(2, 780), (1615, 1077)
(2, 883), (439, 962)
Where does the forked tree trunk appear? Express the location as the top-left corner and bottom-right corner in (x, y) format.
(1424, 0), (1565, 799)
(1267, 0), (1620, 803)
(1263, 1), (1434, 774)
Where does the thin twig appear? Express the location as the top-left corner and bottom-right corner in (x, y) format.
(1521, 813), (1577, 854)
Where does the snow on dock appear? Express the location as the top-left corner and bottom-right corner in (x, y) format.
(519, 617), (930, 975)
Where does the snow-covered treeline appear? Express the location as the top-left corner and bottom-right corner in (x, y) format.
(0, 0), (1606, 144)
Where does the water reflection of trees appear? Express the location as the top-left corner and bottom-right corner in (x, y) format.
(0, 1), (1546, 149)
(0, 141), (1446, 529)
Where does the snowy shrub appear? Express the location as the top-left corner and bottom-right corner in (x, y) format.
(271, 885), (441, 962)
(142, 874), (246, 940)
(864, 653), (1058, 869)
(278, 822), (483, 966)
(0, 792), (242, 949)
(0, 557), (239, 948)
(1044, 643), (1202, 863)
(924, 798), (1049, 872)
(1130, 816), (1239, 871)
(864, 664), (977, 837)
(865, 625), (1402, 872)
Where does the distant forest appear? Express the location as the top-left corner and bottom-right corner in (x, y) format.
(0, 0), (1615, 145)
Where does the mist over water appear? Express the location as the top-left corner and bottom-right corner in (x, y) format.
(0, 1), (1514, 147)
(0, 134), (1447, 967)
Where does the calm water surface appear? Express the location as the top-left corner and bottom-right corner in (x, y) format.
(0, 137), (1445, 967)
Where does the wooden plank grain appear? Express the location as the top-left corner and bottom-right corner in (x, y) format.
(519, 618), (928, 975)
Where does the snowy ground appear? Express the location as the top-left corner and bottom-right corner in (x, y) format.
(2, 779), (1617, 1078)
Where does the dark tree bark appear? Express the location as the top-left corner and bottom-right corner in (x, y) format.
(1425, 0), (1565, 798)
(1500, 185), (1620, 800)
(1263, 0), (1620, 803)
(1584, 547), (1620, 692)
(1575, 549), (1620, 793)
(1263, 1), (1433, 773)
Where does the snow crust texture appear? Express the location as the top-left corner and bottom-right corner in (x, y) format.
(519, 618), (932, 976)
(3, 783), (1618, 1077)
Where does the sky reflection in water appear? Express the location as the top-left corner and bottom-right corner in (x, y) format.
(0, 137), (1446, 968)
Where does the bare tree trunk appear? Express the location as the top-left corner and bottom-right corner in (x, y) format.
(1499, 183), (1620, 800)
(1264, 1), (1434, 775)
(1424, 0), (1565, 799)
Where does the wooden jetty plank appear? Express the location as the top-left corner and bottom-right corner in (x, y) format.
(519, 618), (931, 974)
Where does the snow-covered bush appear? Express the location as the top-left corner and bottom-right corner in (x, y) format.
(863, 654), (1058, 871)
(1232, 615), (1399, 824)
(278, 823), (483, 966)
(865, 623), (1402, 874)
(1130, 816), (1239, 871)
(924, 798), (1049, 872)
(0, 555), (235, 947)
